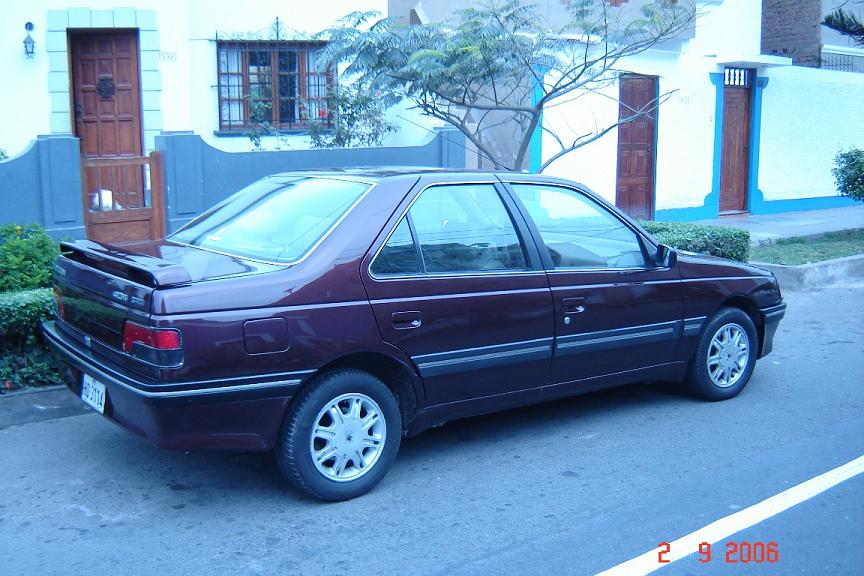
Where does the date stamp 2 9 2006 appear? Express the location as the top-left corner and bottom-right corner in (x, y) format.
(658, 541), (779, 565)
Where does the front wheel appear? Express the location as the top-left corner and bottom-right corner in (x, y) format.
(276, 369), (401, 501)
(686, 308), (759, 401)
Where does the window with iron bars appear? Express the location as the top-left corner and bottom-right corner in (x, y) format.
(217, 41), (334, 131)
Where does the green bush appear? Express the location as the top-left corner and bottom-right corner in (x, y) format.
(832, 149), (864, 202)
(0, 224), (60, 292)
(0, 288), (61, 392)
(639, 220), (751, 262)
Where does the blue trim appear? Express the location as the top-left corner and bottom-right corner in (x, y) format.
(657, 73), (855, 221)
(529, 77), (544, 173)
(749, 77), (855, 212)
(655, 73), (725, 222)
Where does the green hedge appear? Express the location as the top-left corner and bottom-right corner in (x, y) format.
(0, 288), (61, 392)
(639, 220), (750, 262)
(0, 224), (60, 292)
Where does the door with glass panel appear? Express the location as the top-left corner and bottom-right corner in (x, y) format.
(362, 179), (554, 406)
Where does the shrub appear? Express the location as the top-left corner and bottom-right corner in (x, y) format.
(308, 84), (397, 149)
(0, 148), (7, 161)
(832, 149), (864, 202)
(0, 288), (61, 392)
(639, 220), (751, 262)
(0, 224), (60, 292)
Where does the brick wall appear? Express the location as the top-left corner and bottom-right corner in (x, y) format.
(761, 0), (823, 67)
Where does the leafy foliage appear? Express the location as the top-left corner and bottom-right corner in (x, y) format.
(318, 0), (695, 171)
(0, 288), (61, 392)
(0, 148), (7, 161)
(640, 220), (751, 262)
(0, 224), (60, 292)
(832, 149), (864, 202)
(245, 100), (274, 150)
(823, 7), (864, 45)
(308, 84), (397, 148)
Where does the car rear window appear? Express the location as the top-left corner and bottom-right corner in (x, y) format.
(170, 176), (370, 264)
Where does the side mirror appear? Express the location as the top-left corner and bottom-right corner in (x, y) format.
(656, 244), (677, 268)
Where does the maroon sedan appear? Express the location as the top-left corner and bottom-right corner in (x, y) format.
(43, 169), (785, 500)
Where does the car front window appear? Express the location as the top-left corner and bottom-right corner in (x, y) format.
(511, 184), (646, 269)
(170, 176), (370, 264)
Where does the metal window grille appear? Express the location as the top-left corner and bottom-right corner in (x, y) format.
(216, 40), (335, 131)
(724, 67), (753, 87)
(821, 52), (863, 73)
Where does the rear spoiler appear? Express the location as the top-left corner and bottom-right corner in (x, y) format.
(60, 240), (192, 287)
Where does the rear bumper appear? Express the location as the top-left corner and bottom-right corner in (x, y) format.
(759, 302), (787, 358)
(41, 320), (306, 451)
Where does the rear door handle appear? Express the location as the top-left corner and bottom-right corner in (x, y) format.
(562, 297), (586, 314)
(392, 310), (421, 329)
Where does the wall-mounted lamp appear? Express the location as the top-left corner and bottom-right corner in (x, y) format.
(23, 22), (35, 58)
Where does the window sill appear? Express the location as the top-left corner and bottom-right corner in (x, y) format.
(213, 129), (320, 138)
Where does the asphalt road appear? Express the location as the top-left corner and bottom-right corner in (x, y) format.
(1, 283), (862, 576)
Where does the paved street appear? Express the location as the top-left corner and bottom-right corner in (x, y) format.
(1, 283), (862, 576)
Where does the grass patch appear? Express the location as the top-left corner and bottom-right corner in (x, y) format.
(750, 228), (864, 265)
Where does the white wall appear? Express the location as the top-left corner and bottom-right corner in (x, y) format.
(0, 0), (424, 158)
(758, 65), (864, 201)
(540, 0), (762, 210)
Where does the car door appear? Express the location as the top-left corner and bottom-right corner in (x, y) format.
(505, 181), (685, 392)
(361, 176), (554, 407)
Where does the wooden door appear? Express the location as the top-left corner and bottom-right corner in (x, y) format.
(719, 68), (753, 214)
(70, 31), (165, 244)
(616, 75), (657, 221)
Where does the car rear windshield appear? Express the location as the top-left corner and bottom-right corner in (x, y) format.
(170, 176), (370, 264)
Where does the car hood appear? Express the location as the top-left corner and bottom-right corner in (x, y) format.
(676, 250), (774, 279)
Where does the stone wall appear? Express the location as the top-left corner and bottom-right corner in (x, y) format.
(761, 0), (823, 67)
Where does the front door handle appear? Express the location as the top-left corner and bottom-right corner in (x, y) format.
(392, 310), (422, 329)
(562, 297), (586, 314)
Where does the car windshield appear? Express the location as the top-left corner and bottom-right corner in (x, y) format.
(170, 176), (370, 263)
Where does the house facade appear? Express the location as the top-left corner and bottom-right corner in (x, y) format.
(1, 0), (862, 242)
(537, 0), (864, 220)
(0, 0), (456, 241)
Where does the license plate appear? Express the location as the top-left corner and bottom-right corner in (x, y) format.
(81, 374), (106, 414)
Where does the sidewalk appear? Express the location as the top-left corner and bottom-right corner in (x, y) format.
(695, 204), (864, 245)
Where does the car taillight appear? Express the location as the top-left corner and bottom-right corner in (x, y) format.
(122, 321), (183, 366)
(53, 287), (65, 319)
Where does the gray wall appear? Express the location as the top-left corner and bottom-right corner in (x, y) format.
(156, 127), (465, 232)
(0, 128), (464, 239)
(0, 135), (85, 239)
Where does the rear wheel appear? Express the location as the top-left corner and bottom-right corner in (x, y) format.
(276, 369), (401, 501)
(686, 307), (758, 401)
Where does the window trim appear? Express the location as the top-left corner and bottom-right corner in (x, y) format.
(367, 181), (537, 281)
(503, 181), (656, 273)
(216, 40), (335, 132)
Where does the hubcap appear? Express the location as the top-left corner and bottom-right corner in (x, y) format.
(309, 393), (386, 482)
(707, 323), (750, 388)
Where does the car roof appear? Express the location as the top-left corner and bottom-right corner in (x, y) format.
(263, 167), (589, 187)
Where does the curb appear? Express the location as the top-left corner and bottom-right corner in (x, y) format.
(750, 228), (864, 247)
(750, 253), (864, 291)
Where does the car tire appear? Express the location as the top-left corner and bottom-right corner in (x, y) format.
(685, 307), (759, 401)
(276, 368), (401, 501)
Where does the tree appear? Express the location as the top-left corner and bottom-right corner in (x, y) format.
(308, 84), (397, 148)
(318, 0), (696, 171)
(823, 2), (864, 45)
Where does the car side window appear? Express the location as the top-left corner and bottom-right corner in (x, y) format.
(370, 218), (421, 277)
(511, 184), (646, 269)
(374, 184), (527, 276)
(409, 184), (528, 274)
